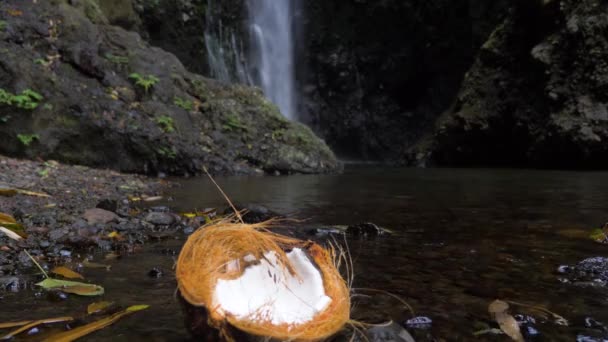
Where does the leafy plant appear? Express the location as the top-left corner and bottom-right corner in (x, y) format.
(17, 133), (39, 146)
(222, 114), (248, 132)
(157, 146), (176, 159)
(0, 88), (43, 109)
(155, 115), (175, 133)
(128, 73), (159, 93)
(173, 97), (193, 111)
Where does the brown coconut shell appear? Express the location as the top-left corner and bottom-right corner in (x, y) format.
(176, 220), (350, 341)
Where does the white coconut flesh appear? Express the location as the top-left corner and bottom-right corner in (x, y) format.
(213, 248), (332, 326)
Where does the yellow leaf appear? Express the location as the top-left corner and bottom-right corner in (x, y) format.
(82, 260), (111, 270)
(41, 305), (149, 342)
(0, 320), (33, 329)
(16, 189), (51, 197)
(87, 301), (113, 315)
(107, 231), (121, 239)
(0, 316), (73, 340)
(50, 266), (84, 280)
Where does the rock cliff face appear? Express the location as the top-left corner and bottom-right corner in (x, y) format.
(299, 0), (509, 161)
(53, 0), (608, 169)
(426, 0), (608, 168)
(0, 0), (339, 175)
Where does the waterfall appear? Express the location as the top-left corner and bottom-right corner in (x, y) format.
(246, 0), (298, 120)
(204, 0), (251, 84)
(204, 0), (299, 121)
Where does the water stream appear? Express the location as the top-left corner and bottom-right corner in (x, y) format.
(3, 167), (608, 340)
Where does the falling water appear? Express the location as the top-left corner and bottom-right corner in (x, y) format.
(246, 0), (297, 120)
(204, 0), (299, 121)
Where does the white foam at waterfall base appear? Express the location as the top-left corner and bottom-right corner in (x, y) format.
(212, 248), (332, 325)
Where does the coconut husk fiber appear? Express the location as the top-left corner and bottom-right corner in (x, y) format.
(176, 219), (351, 341)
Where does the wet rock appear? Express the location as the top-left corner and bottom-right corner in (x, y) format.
(560, 257), (608, 286)
(83, 208), (119, 225)
(0, 276), (25, 292)
(366, 322), (416, 342)
(404, 316), (433, 330)
(148, 267), (163, 278)
(48, 229), (68, 242)
(0, 0), (339, 176)
(224, 204), (278, 224)
(145, 212), (175, 226)
(17, 251), (33, 268)
(96, 199), (119, 212)
(347, 222), (387, 237)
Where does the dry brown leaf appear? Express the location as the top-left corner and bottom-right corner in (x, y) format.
(82, 260), (111, 270)
(489, 299), (509, 314)
(87, 301), (113, 314)
(41, 305), (149, 342)
(0, 316), (73, 340)
(51, 266), (84, 280)
(0, 320), (33, 329)
(495, 312), (524, 342)
(489, 300), (524, 342)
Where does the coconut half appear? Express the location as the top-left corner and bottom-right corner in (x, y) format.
(213, 248), (332, 326)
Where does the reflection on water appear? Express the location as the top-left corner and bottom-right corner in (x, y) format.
(3, 167), (608, 340)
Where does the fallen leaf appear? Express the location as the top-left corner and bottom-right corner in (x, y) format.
(0, 212), (26, 237)
(0, 226), (23, 241)
(41, 305), (149, 342)
(489, 300), (524, 342)
(142, 196), (162, 202)
(489, 299), (509, 314)
(51, 266), (84, 280)
(87, 301), (113, 314)
(0, 320), (33, 329)
(82, 260), (111, 270)
(107, 231), (122, 240)
(105, 252), (119, 260)
(0, 188), (18, 197)
(16, 189), (51, 197)
(0, 187), (50, 198)
(0, 316), (73, 340)
(36, 278), (104, 296)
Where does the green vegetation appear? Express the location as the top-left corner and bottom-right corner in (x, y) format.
(0, 20), (7, 31)
(0, 88), (43, 109)
(105, 53), (129, 65)
(157, 146), (176, 159)
(222, 114), (248, 132)
(128, 73), (159, 93)
(17, 133), (39, 146)
(155, 115), (175, 133)
(174, 97), (193, 111)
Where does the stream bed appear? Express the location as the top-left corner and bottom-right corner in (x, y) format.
(2, 167), (608, 341)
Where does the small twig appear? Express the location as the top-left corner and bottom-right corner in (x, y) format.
(203, 166), (243, 224)
(23, 250), (49, 278)
(353, 287), (415, 316)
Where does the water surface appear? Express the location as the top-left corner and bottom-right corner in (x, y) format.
(3, 167), (608, 341)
